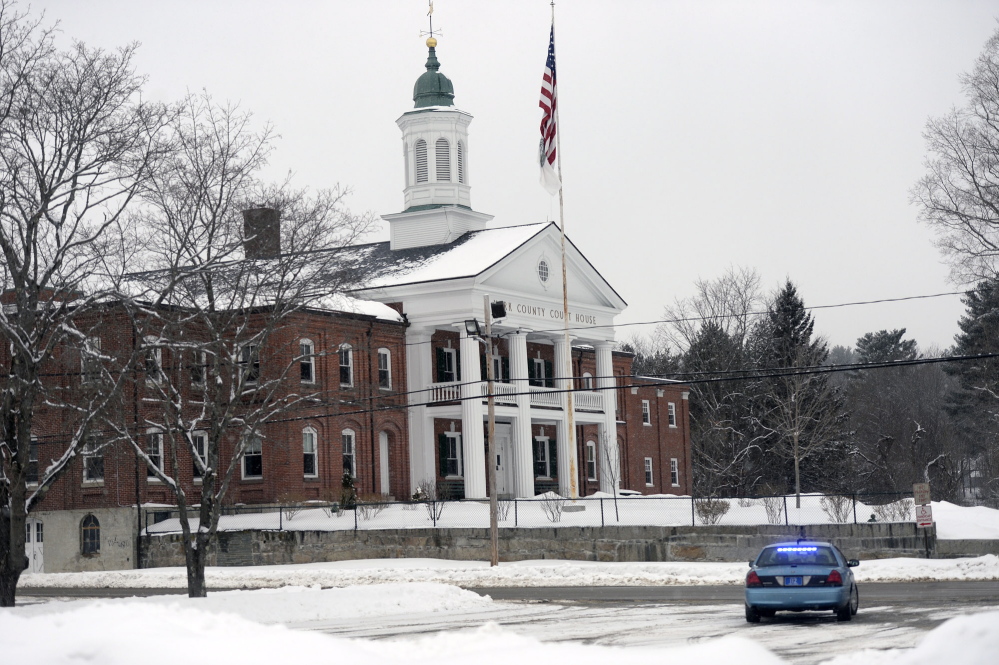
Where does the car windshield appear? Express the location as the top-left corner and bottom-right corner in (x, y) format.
(757, 545), (838, 567)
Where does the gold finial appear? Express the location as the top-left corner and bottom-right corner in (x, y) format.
(426, 37), (438, 48)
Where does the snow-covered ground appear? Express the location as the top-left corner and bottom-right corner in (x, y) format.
(17, 554), (999, 590)
(3, 581), (997, 665)
(144, 497), (999, 539)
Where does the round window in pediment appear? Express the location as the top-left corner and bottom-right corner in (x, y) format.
(537, 258), (550, 284)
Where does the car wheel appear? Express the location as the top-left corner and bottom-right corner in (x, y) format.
(850, 585), (859, 616)
(745, 605), (761, 623)
(836, 592), (854, 622)
(759, 609), (776, 618)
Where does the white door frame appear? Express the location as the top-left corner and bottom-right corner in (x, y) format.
(25, 517), (43, 573)
(494, 423), (513, 496)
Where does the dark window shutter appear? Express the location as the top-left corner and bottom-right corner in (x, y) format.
(480, 353), (487, 381)
(501, 357), (510, 383)
(439, 433), (448, 477)
(544, 360), (554, 388)
(458, 435), (464, 476)
(435, 347), (445, 383)
(455, 347), (462, 381)
(549, 439), (558, 477)
(533, 440), (545, 477)
(528, 359), (537, 386)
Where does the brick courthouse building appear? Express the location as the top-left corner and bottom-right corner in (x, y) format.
(20, 41), (691, 573)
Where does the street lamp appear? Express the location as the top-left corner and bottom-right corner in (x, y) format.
(464, 319), (482, 337)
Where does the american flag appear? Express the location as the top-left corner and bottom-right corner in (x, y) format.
(539, 24), (561, 195)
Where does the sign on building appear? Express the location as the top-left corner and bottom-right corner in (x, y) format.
(915, 503), (933, 528)
(912, 482), (931, 506)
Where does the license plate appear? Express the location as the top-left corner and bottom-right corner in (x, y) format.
(784, 576), (803, 586)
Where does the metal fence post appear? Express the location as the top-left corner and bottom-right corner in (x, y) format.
(600, 498), (605, 528)
(279, 506), (283, 531)
(514, 499), (519, 527)
(354, 505), (359, 531)
(431, 501), (437, 528)
(853, 493), (858, 524)
(783, 495), (789, 526)
(691, 496), (696, 526)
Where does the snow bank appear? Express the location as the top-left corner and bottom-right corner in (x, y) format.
(18, 555), (999, 591)
(0, 602), (784, 665)
(932, 501), (999, 539)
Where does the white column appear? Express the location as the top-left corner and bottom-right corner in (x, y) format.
(595, 341), (620, 493)
(509, 332), (535, 497)
(406, 329), (433, 493)
(553, 336), (576, 497)
(459, 329), (486, 498)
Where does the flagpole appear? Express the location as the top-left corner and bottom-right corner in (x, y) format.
(551, 2), (579, 502)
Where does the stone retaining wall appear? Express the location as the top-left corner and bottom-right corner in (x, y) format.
(140, 522), (974, 569)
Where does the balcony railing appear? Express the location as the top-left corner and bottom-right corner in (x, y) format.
(426, 381), (604, 413)
(481, 381), (517, 405)
(530, 387), (561, 408)
(573, 391), (604, 412)
(428, 382), (461, 403)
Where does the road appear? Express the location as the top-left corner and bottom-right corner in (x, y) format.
(17, 582), (999, 665)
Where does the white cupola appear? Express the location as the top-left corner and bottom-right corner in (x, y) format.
(384, 38), (492, 251)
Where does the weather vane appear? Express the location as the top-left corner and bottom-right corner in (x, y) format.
(420, 1), (442, 42)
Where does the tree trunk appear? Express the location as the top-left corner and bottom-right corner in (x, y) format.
(184, 536), (208, 598)
(0, 511), (27, 607)
(794, 431), (802, 509)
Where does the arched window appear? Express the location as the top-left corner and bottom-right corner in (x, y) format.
(456, 140), (465, 184)
(435, 137), (450, 182)
(582, 372), (594, 390)
(303, 427), (318, 478)
(414, 139), (428, 183)
(342, 428), (356, 477)
(81, 514), (100, 555)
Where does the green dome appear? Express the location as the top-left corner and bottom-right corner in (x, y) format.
(413, 46), (454, 108)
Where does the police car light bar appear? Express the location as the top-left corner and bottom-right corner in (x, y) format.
(776, 546), (818, 552)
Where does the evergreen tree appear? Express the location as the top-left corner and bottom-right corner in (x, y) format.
(855, 329), (918, 364)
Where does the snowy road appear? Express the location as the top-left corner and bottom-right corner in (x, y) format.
(302, 586), (999, 665)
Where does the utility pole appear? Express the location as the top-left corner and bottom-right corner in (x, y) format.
(484, 295), (499, 566)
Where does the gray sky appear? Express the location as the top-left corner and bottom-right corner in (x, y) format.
(34, 0), (999, 351)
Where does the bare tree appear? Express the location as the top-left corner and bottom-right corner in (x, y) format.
(0, 2), (167, 607)
(107, 93), (372, 597)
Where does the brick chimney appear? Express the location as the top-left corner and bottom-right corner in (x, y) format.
(242, 207), (281, 259)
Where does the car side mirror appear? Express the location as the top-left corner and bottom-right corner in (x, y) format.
(847, 559), (859, 568)
(749, 560), (755, 567)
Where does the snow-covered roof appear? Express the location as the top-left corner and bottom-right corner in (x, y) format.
(348, 222), (548, 290)
(309, 294), (403, 322)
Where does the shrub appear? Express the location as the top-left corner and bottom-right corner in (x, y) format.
(497, 498), (512, 521)
(761, 496), (784, 525)
(538, 491), (566, 523)
(416, 479), (447, 522)
(820, 495), (853, 523)
(694, 497), (730, 525)
(355, 493), (388, 521)
(873, 498), (913, 523)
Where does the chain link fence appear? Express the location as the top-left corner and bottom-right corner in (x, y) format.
(143, 491), (919, 534)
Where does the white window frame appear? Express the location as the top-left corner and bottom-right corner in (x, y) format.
(531, 358), (547, 387)
(146, 429), (163, 479)
(240, 344), (260, 384)
(534, 436), (552, 478)
(191, 350), (207, 387)
(300, 339), (315, 384)
(435, 137), (451, 182)
(242, 434), (263, 479)
(342, 428), (356, 477)
(303, 427), (318, 478)
(444, 431), (462, 478)
(339, 344), (353, 388)
(82, 336), (101, 384)
(670, 458), (680, 487)
(192, 430), (207, 481)
(143, 336), (163, 384)
(377, 348), (391, 389)
(585, 440), (597, 481)
(642, 400), (651, 425)
(82, 437), (104, 484)
(668, 402), (677, 427)
(27, 436), (38, 486)
(644, 457), (654, 486)
(414, 139), (428, 183)
(582, 372), (594, 390)
(440, 347), (457, 383)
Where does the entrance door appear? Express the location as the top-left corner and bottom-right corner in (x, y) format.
(494, 425), (513, 496)
(25, 518), (43, 573)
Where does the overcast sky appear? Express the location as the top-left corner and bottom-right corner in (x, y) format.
(32, 0), (999, 351)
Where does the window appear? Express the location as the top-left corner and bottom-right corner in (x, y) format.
(670, 458), (679, 486)
(81, 514), (100, 556)
(642, 400), (651, 425)
(537, 259), (550, 283)
(342, 429), (356, 477)
(456, 140), (465, 184)
(435, 137), (450, 181)
(644, 457), (654, 486)
(146, 430), (162, 478)
(529, 357), (553, 388)
(27, 438), (38, 485)
(414, 139), (428, 183)
(437, 347), (458, 383)
(190, 350), (206, 387)
(143, 337), (163, 384)
(339, 345), (353, 387)
(240, 344), (260, 384)
(533, 436), (556, 478)
(441, 432), (462, 477)
(192, 431), (207, 479)
(586, 440), (596, 481)
(300, 340), (314, 383)
(378, 348), (391, 389)
(668, 402), (677, 427)
(83, 438), (104, 483)
(82, 336), (101, 384)
(243, 434), (263, 479)
(582, 372), (594, 390)
(303, 428), (317, 477)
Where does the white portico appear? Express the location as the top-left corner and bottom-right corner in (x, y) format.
(351, 39), (627, 499)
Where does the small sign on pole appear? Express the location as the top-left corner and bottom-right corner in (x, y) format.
(913, 482), (931, 506)
(915, 504), (933, 528)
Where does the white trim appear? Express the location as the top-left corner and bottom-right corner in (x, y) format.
(342, 428), (356, 478)
(339, 344), (354, 388)
(300, 339), (315, 384)
(242, 434), (263, 479)
(377, 347), (392, 389)
(641, 400), (651, 425)
(670, 457), (680, 487)
(668, 402), (677, 428)
(644, 457), (654, 487)
(303, 427), (318, 478)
